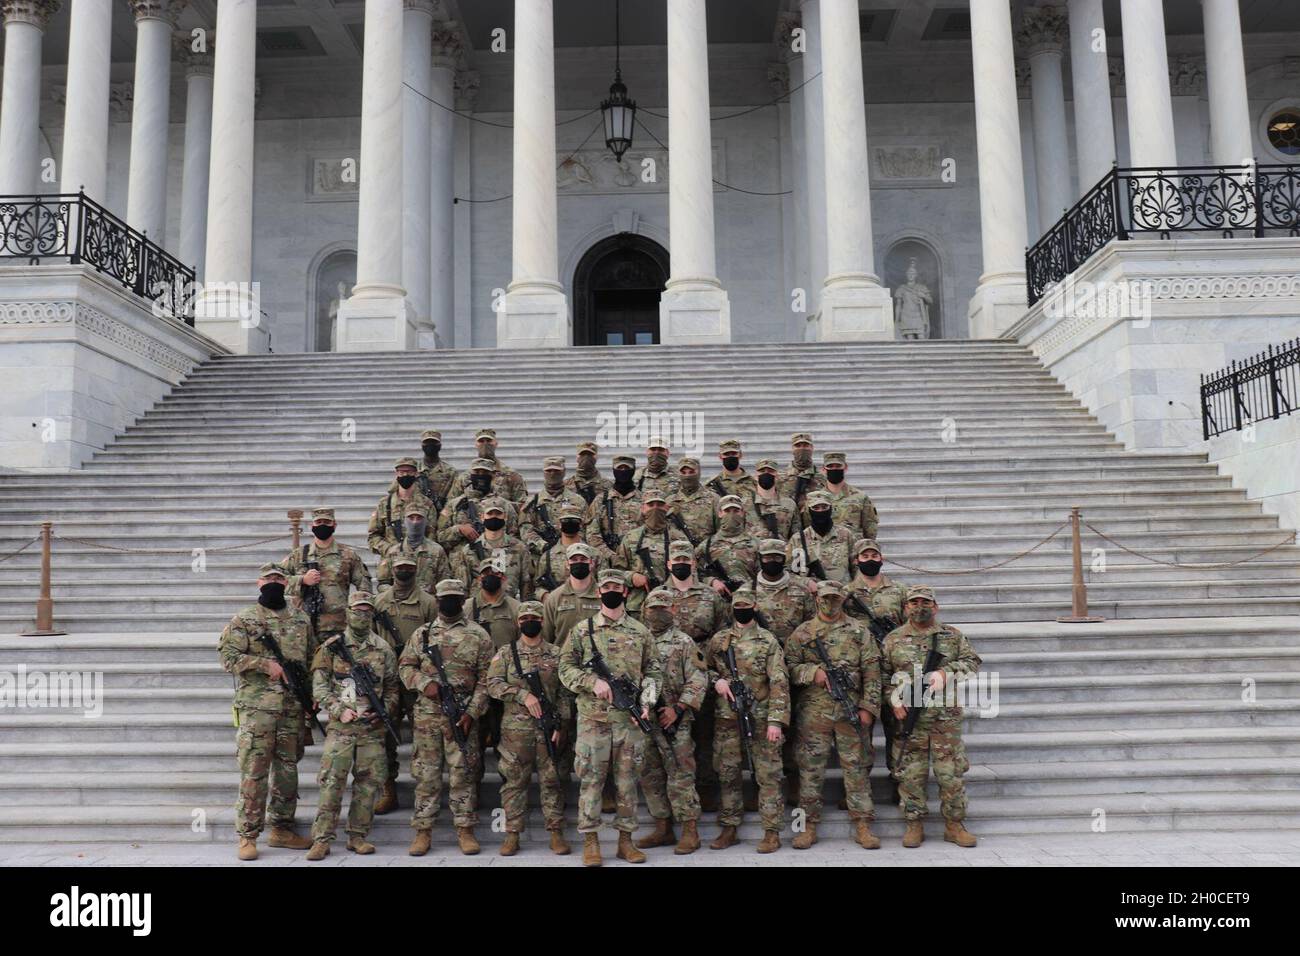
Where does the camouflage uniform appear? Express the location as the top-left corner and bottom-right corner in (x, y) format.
(558, 575), (662, 835)
(218, 566), (316, 839)
(449, 497), (533, 599)
(368, 458), (437, 555)
(586, 459), (643, 565)
(447, 428), (529, 503)
(633, 437), (679, 499)
(746, 458), (799, 540)
(466, 567), (520, 780)
(665, 456), (720, 545)
(436, 460), (521, 553)
(614, 512), (691, 617)
(706, 594), (790, 832)
(533, 503), (590, 601)
(519, 461), (589, 557)
(400, 581), (495, 832)
(882, 588), (981, 823)
(785, 583), (881, 825)
(373, 565), (438, 787)
(706, 439), (756, 500)
(309, 594), (400, 845)
(778, 433), (827, 508)
(540, 543), (603, 783)
(376, 536), (451, 594)
(283, 510), (372, 635)
(639, 591), (707, 825)
(815, 452), (880, 540)
(564, 441), (611, 506)
(752, 540), (817, 644)
(486, 602), (571, 835)
(414, 429), (458, 513)
(785, 491), (857, 584)
(695, 495), (761, 593)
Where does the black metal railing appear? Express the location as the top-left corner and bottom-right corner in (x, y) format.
(1027, 164), (1300, 305)
(1201, 338), (1300, 439)
(0, 190), (195, 325)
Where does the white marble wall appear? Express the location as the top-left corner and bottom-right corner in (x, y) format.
(1208, 414), (1300, 532)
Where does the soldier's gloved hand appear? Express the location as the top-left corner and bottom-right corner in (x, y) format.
(523, 693), (543, 719)
(714, 678), (734, 703)
(766, 725), (783, 743)
(341, 708), (357, 723)
(263, 660), (285, 681)
(423, 682), (441, 700)
(303, 569), (322, 586)
(593, 678), (613, 702)
(813, 668), (830, 689)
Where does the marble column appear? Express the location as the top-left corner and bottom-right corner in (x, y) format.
(195, 0), (263, 353)
(428, 30), (462, 350)
(0, 1), (60, 195)
(780, 12), (812, 342)
(177, 37), (214, 278)
(967, 0), (1029, 339)
(401, 1), (435, 344)
(452, 70), (479, 349)
(499, 0), (569, 348)
(1019, 5), (1073, 233)
(60, 0), (112, 200)
(798, 0), (828, 337)
(815, 0), (891, 340)
(1068, 0), (1117, 187)
(1119, 0), (1177, 168)
(126, 1), (186, 243)
(337, 0), (415, 351)
(660, 0), (731, 344)
(1202, 0), (1253, 166)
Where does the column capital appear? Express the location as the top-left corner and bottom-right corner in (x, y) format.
(173, 30), (215, 77)
(129, 0), (188, 27)
(767, 61), (790, 97)
(772, 11), (801, 63)
(432, 22), (465, 68)
(404, 0), (441, 16)
(1170, 53), (1206, 96)
(1015, 4), (1068, 57)
(1014, 60), (1032, 97)
(454, 69), (480, 110)
(1, 0), (60, 29)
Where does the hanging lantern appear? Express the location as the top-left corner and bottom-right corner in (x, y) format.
(600, 0), (636, 162)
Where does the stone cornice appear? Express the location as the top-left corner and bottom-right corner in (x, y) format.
(0, 300), (195, 375)
(404, 0), (441, 16)
(1170, 54), (1206, 96)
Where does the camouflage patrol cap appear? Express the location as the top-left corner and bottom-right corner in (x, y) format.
(392, 554), (418, 570)
(349, 591), (376, 609)
(475, 428), (497, 441)
(854, 538), (882, 556)
(597, 569), (629, 588)
(477, 556), (501, 574)
(677, 457), (700, 472)
(470, 457), (495, 471)
(259, 562), (289, 579)
(816, 580), (845, 597)
(717, 494), (744, 511)
(823, 452), (846, 467)
(435, 578), (467, 597)
(647, 435), (669, 450)
(791, 432), (813, 445)
(566, 542), (596, 560)
(642, 489), (668, 505)
(517, 601), (544, 619)
(755, 458), (779, 472)
(730, 587), (757, 608)
(668, 540), (695, 560)
(577, 441), (598, 455)
(718, 438), (741, 453)
(806, 490), (832, 509)
(405, 509), (428, 524)
(394, 457), (420, 471)
(311, 507), (336, 523)
(906, 585), (937, 603)
(481, 496), (508, 514)
(542, 456), (565, 470)
(644, 590), (674, 609)
(758, 538), (786, 556)
(612, 454), (636, 467)
(420, 429), (442, 442)
(558, 502), (585, 520)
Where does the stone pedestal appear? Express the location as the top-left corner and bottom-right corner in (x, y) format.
(969, 277), (1031, 340)
(660, 281), (732, 345)
(815, 281), (894, 341)
(498, 285), (570, 350)
(336, 296), (419, 352)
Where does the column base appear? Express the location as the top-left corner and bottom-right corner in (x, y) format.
(195, 286), (269, 354)
(659, 280), (732, 345)
(498, 283), (571, 349)
(813, 279), (894, 341)
(967, 274), (1029, 339)
(336, 294), (418, 351)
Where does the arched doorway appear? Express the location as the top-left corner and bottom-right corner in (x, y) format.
(884, 238), (943, 340)
(572, 233), (669, 346)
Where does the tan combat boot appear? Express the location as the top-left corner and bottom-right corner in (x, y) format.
(756, 830), (781, 854)
(583, 833), (602, 867)
(305, 841), (330, 861)
(457, 827), (481, 855)
(674, 820), (700, 855)
(408, 829), (431, 856)
(549, 829), (571, 855)
(616, 831), (647, 863)
(944, 820), (977, 847)
(500, 830), (521, 857)
(791, 822), (818, 850)
(373, 780), (397, 815)
(346, 835), (375, 854)
(236, 837), (258, 861)
(709, 825), (739, 850)
(267, 827), (312, 850)
(902, 820), (924, 848)
(635, 817), (675, 849)
(855, 820), (881, 850)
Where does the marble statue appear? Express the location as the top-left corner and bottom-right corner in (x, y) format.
(893, 258), (932, 340)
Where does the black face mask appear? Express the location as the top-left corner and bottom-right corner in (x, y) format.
(470, 474), (493, 494)
(258, 582), (286, 609)
(733, 607), (755, 625)
(438, 597), (464, 618)
(721, 455), (740, 471)
(422, 442), (440, 459)
(757, 473), (776, 490)
(481, 574), (502, 594)
(760, 560), (784, 578)
(600, 591), (625, 609)
(826, 468), (845, 484)
(311, 524), (333, 541)
(569, 562), (591, 580)
(858, 559), (883, 576)
(520, 620), (543, 638)
(810, 510), (833, 533)
(394, 569), (416, 584)
(396, 474), (417, 489)
(613, 468), (634, 491)
(483, 517), (506, 532)
(670, 563), (692, 581)
(560, 519), (582, 536)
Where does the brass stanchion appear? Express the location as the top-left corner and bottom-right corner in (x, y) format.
(1058, 507), (1104, 623)
(288, 510), (303, 552)
(22, 522), (66, 636)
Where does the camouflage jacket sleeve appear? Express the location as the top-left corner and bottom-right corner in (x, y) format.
(942, 626), (982, 683)
(612, 538), (633, 572)
(281, 548), (304, 598)
(558, 627), (595, 697)
(677, 637), (709, 712)
(485, 646), (524, 705)
(399, 628), (435, 695)
(518, 541), (535, 601)
(860, 494), (879, 539)
(467, 627), (495, 718)
(857, 632), (881, 720)
(703, 634), (726, 687)
(366, 497), (387, 554)
(217, 613), (267, 676)
(880, 632), (899, 689)
(379, 641), (400, 715)
(783, 625), (820, 686)
(764, 633), (791, 728)
(639, 629), (661, 711)
(344, 547), (372, 594)
(311, 642), (348, 722)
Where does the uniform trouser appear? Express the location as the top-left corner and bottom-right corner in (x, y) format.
(498, 721), (566, 832)
(639, 712), (700, 823)
(574, 712), (646, 834)
(234, 707), (305, 837)
(692, 688), (718, 789)
(880, 695), (898, 774)
(893, 711), (969, 822)
(311, 728), (385, 843)
(795, 701), (875, 823)
(475, 699), (504, 790)
(715, 711), (784, 831)
(411, 710), (481, 830)
(384, 688), (417, 783)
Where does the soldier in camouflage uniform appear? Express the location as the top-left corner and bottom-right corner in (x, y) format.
(785, 580), (882, 851)
(746, 458), (799, 541)
(368, 457), (436, 557)
(520, 457), (589, 559)
(883, 585), (981, 848)
(486, 601), (572, 856)
(533, 502), (588, 601)
(542, 543), (604, 786)
(615, 490), (691, 617)
(372, 555), (438, 815)
(305, 592), (400, 859)
(283, 507), (372, 636)
(786, 490), (856, 584)
(450, 496), (533, 600)
(696, 495), (761, 599)
(448, 427), (529, 503)
(586, 454), (643, 566)
(666, 456), (719, 545)
(401, 579), (495, 856)
(466, 555), (520, 791)
(813, 452), (879, 540)
(565, 440), (610, 506)
(219, 562), (317, 860)
(375, 511), (451, 593)
(845, 539), (909, 780)
(634, 435), (679, 498)
(706, 588), (789, 853)
(779, 432), (826, 509)
(415, 429), (458, 514)
(635, 589), (707, 855)
(706, 438), (756, 499)
(437, 458), (520, 554)
(558, 570), (662, 866)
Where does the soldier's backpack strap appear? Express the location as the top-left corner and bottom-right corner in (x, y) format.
(509, 638), (525, 680)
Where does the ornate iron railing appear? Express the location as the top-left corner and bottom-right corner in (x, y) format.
(0, 190), (195, 325)
(1201, 338), (1300, 439)
(1027, 164), (1300, 305)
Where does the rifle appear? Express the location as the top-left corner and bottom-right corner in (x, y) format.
(326, 635), (400, 742)
(668, 511), (698, 547)
(257, 632), (325, 742)
(300, 548), (325, 633)
(583, 618), (653, 733)
(758, 507), (779, 539)
(459, 497), (488, 562)
(535, 545), (560, 592)
(418, 472), (448, 518)
(385, 495), (405, 547)
(374, 607), (402, 647)
(893, 632), (946, 776)
(635, 529), (665, 592)
(510, 640), (562, 766)
(600, 494), (621, 551)
(701, 535), (745, 593)
(722, 642), (759, 786)
(532, 496), (560, 547)
(574, 481), (597, 506)
(810, 636), (862, 731)
(422, 635), (472, 759)
(845, 591), (894, 644)
(795, 511), (828, 581)
(706, 474), (727, 496)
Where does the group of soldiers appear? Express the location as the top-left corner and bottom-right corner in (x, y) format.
(219, 428), (982, 865)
